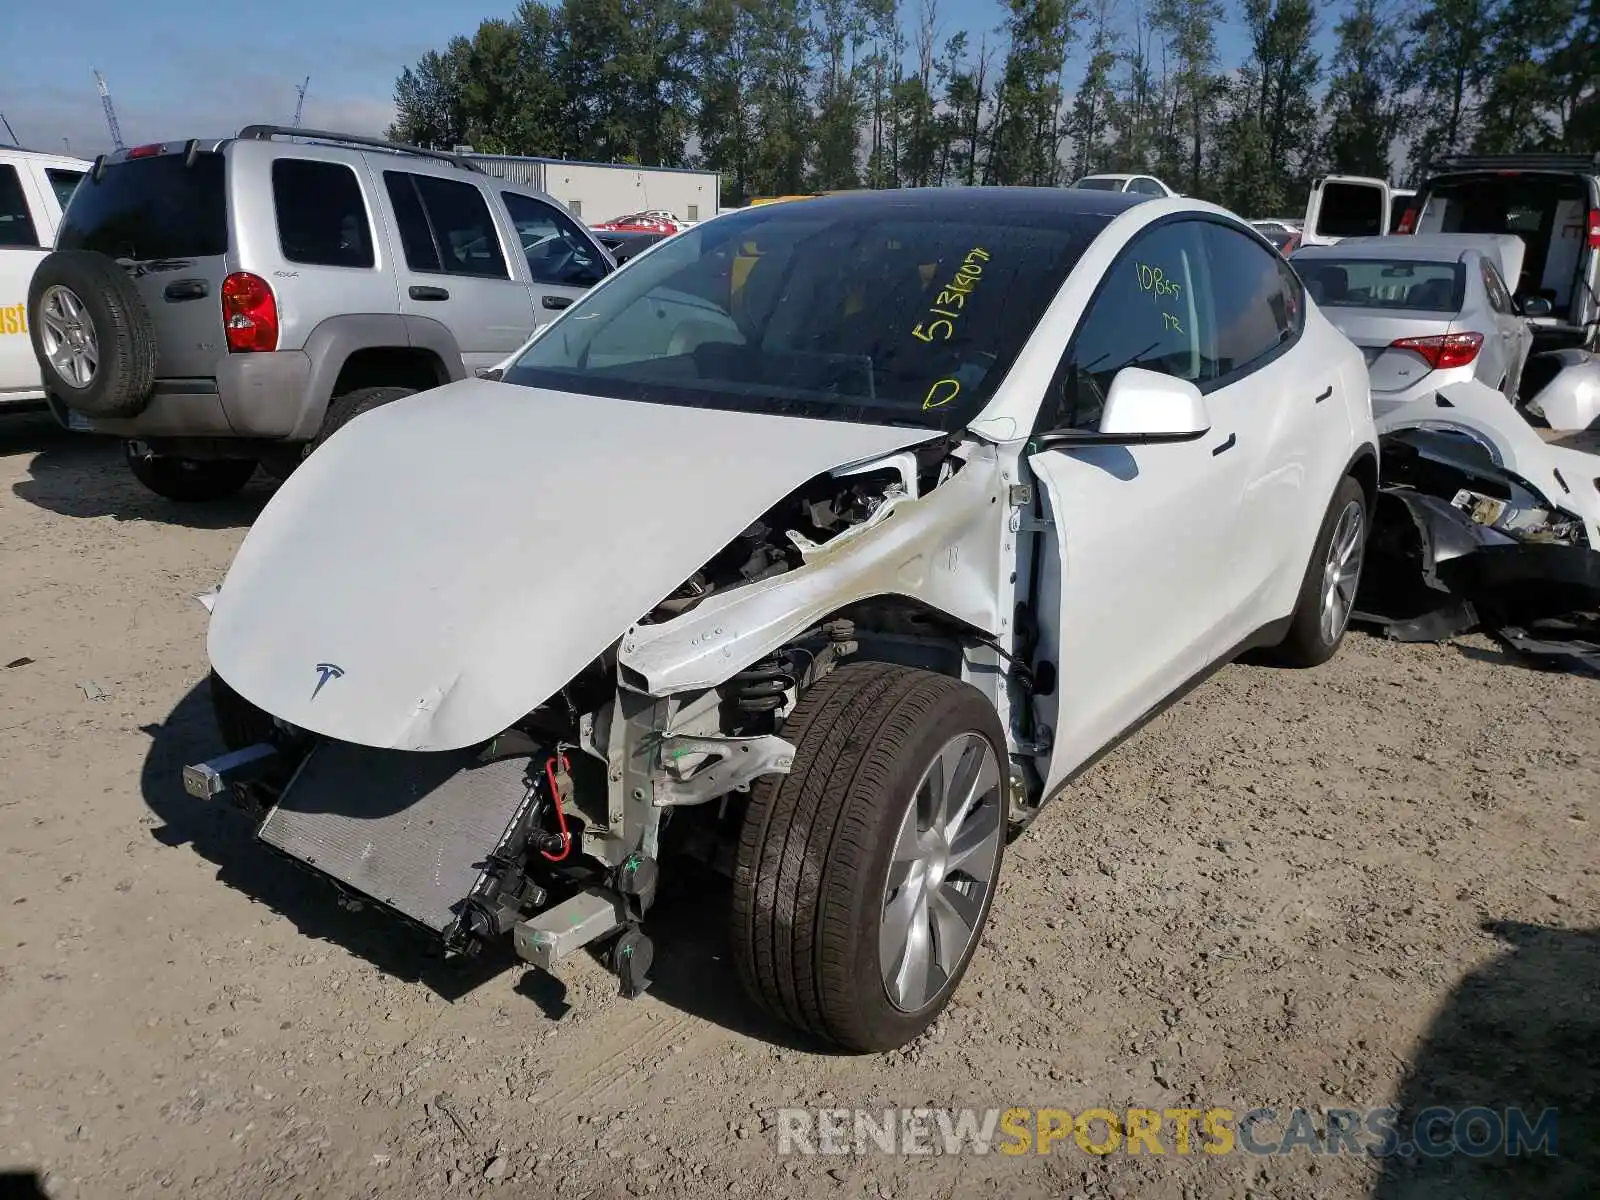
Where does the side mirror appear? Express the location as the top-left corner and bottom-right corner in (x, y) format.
(1098, 367), (1210, 438)
(1518, 295), (1554, 319)
(1036, 367), (1210, 448)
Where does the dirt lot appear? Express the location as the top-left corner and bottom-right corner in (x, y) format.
(1, 414), (1597, 1200)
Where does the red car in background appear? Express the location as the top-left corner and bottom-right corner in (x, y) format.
(591, 210), (683, 235)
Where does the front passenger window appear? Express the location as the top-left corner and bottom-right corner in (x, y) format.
(1042, 220), (1213, 432)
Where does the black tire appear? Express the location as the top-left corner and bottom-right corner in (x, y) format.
(124, 442), (256, 502)
(312, 386), (415, 451)
(28, 250), (157, 418)
(209, 670), (278, 752)
(1265, 475), (1369, 668)
(733, 662), (1008, 1052)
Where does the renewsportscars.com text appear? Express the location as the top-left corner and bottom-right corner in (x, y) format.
(774, 1106), (1558, 1159)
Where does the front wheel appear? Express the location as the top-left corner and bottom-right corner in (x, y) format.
(124, 442), (256, 502)
(732, 662), (1007, 1051)
(1266, 475), (1368, 667)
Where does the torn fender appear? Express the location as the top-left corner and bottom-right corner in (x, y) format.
(620, 444), (1009, 695)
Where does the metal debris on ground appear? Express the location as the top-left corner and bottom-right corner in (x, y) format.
(77, 680), (109, 701)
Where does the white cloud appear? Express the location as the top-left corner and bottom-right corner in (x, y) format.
(3, 75), (396, 159)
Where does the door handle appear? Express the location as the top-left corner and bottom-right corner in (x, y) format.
(542, 295), (573, 311)
(409, 285), (450, 301)
(163, 279), (208, 301)
(1212, 432), (1237, 456)
(1313, 385), (1332, 403)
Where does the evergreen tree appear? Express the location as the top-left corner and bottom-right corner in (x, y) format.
(1321, 0), (1400, 177)
(1152, 0), (1224, 195)
(1401, 0), (1495, 177)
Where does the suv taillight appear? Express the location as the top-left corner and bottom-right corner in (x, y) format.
(1588, 208), (1600, 250)
(221, 272), (278, 352)
(1397, 208), (1418, 234)
(1390, 331), (1483, 370)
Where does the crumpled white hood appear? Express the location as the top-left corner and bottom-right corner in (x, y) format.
(208, 379), (930, 750)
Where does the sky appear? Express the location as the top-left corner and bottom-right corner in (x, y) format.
(4, 0), (1337, 161)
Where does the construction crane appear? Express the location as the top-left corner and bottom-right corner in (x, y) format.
(291, 77), (311, 129)
(93, 69), (125, 150)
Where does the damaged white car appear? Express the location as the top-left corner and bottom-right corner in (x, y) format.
(185, 189), (1379, 1051)
(1355, 365), (1600, 669)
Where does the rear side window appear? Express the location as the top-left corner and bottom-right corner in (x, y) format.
(1480, 258), (1514, 314)
(272, 159), (374, 268)
(45, 169), (84, 212)
(0, 166), (40, 248)
(1072, 177), (1121, 191)
(382, 171), (508, 279)
(1203, 223), (1301, 374)
(57, 152), (227, 259)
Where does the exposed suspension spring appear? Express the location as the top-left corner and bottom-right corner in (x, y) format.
(722, 651), (797, 714)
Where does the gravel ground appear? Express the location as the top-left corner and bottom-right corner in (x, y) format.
(1, 415), (1596, 1200)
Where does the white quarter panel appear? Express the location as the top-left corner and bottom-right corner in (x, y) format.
(207, 379), (929, 750)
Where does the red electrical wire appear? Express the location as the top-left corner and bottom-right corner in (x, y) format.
(540, 752), (573, 862)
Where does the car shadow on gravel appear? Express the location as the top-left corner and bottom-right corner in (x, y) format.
(139, 677), (821, 1048)
(1374, 919), (1600, 1200)
(138, 679), (510, 1000)
(10, 435), (274, 530)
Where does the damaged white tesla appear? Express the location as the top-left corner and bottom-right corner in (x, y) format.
(185, 189), (1379, 1051)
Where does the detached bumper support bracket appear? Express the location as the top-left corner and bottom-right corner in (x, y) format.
(182, 742), (282, 799)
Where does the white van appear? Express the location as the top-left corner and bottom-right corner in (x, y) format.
(0, 146), (91, 410)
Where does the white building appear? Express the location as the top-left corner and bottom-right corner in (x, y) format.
(459, 153), (720, 225)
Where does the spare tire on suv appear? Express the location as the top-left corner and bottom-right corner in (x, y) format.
(28, 250), (158, 418)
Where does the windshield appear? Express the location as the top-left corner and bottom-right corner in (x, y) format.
(1296, 258), (1464, 313)
(503, 199), (1106, 429)
(1073, 177), (1122, 191)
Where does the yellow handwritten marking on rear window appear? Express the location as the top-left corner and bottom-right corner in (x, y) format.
(1161, 312), (1184, 333)
(912, 247), (990, 343)
(923, 378), (960, 410)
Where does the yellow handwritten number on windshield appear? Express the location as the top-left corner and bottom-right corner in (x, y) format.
(923, 378), (961, 411)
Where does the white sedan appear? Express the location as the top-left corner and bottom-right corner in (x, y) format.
(190, 188), (1378, 1052)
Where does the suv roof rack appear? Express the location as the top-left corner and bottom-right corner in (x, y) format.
(235, 126), (482, 172)
(1432, 152), (1600, 174)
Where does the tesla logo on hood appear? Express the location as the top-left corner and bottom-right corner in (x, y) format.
(311, 662), (345, 700)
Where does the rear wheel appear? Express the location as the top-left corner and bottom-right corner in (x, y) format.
(732, 662), (1007, 1051)
(124, 442), (256, 502)
(312, 386), (415, 451)
(1267, 475), (1368, 667)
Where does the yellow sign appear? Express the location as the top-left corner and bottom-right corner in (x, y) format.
(0, 302), (27, 336)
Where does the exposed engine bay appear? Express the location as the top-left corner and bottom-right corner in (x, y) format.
(185, 429), (1024, 998)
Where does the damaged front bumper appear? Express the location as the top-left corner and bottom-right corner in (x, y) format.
(1354, 382), (1600, 672)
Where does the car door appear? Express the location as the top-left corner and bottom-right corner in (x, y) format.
(1302, 175), (1392, 247)
(1195, 220), (1345, 646)
(498, 189), (612, 327)
(0, 160), (48, 400)
(380, 166), (538, 373)
(1025, 217), (1255, 794)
